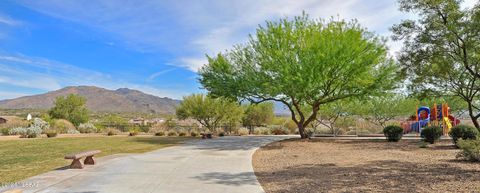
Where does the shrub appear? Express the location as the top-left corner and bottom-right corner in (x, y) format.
(129, 131), (139, 136)
(178, 130), (187, 136)
(167, 130), (177, 136)
(254, 127), (271, 135)
(271, 127), (289, 135)
(66, 129), (80, 134)
(449, 125), (479, 145)
(25, 126), (42, 138)
(46, 131), (58, 138)
(383, 125), (404, 142)
(1, 127), (11, 136)
(190, 131), (198, 137)
(9, 127), (27, 136)
(218, 132), (225, 137)
(421, 126), (443, 144)
(237, 128), (249, 135)
(78, 123), (98, 133)
(105, 127), (120, 136)
(155, 131), (165, 136)
(51, 119), (75, 133)
(456, 139), (480, 162)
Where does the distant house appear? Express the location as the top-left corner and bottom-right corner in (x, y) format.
(0, 117), (7, 124)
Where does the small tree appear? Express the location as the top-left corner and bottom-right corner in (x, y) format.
(200, 14), (398, 138)
(353, 95), (417, 127)
(242, 103), (274, 134)
(176, 94), (241, 133)
(49, 94), (89, 126)
(312, 100), (354, 136)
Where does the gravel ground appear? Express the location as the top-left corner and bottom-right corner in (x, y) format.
(253, 139), (480, 193)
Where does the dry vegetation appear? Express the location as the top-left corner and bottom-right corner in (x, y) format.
(253, 139), (480, 193)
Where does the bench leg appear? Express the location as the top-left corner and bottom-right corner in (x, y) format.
(84, 156), (95, 165)
(70, 159), (84, 169)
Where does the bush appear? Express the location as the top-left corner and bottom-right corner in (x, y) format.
(421, 126), (443, 144)
(46, 131), (58, 138)
(271, 127), (289, 135)
(105, 127), (120, 136)
(51, 119), (75, 133)
(383, 125), (404, 142)
(9, 127), (27, 136)
(129, 131), (139, 136)
(66, 129), (80, 134)
(218, 132), (225, 137)
(178, 130), (187, 136)
(237, 128), (249, 135)
(167, 130), (177, 136)
(456, 139), (480, 162)
(155, 131), (165, 136)
(1, 127), (11, 136)
(254, 127), (271, 135)
(190, 131), (198, 137)
(449, 125), (479, 145)
(78, 123), (98, 133)
(25, 126), (42, 138)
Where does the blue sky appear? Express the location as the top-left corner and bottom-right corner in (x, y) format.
(0, 0), (476, 100)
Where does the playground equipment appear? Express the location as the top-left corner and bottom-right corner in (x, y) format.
(401, 103), (460, 135)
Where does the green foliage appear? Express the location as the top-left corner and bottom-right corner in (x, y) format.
(155, 131), (165, 136)
(77, 123), (98, 133)
(178, 130), (187, 137)
(200, 13), (398, 138)
(421, 126), (443, 144)
(456, 139), (480, 162)
(48, 94), (89, 126)
(176, 94), (242, 132)
(190, 131), (198, 137)
(105, 127), (120, 136)
(242, 103), (274, 133)
(46, 131), (58, 138)
(449, 125), (479, 145)
(392, 0), (480, 129)
(383, 125), (404, 142)
(51, 119), (76, 133)
(353, 96), (418, 127)
(1, 127), (10, 136)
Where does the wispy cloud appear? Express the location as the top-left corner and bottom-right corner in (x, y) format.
(0, 53), (189, 99)
(0, 14), (21, 26)
(148, 68), (176, 81)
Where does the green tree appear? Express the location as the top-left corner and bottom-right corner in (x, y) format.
(392, 0), (480, 129)
(242, 103), (274, 134)
(352, 95), (418, 127)
(48, 94), (89, 126)
(312, 100), (355, 136)
(200, 14), (398, 138)
(176, 94), (242, 133)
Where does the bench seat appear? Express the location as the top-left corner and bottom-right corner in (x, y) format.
(65, 150), (101, 169)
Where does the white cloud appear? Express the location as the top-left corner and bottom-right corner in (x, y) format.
(0, 14), (21, 26)
(148, 68), (176, 80)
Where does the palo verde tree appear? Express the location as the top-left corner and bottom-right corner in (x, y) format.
(392, 0), (480, 130)
(176, 94), (242, 133)
(200, 14), (398, 138)
(48, 94), (89, 126)
(313, 100), (356, 137)
(352, 95), (418, 127)
(242, 103), (274, 134)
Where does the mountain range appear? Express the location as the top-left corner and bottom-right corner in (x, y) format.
(0, 86), (181, 114)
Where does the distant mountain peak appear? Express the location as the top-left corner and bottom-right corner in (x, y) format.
(0, 86), (180, 114)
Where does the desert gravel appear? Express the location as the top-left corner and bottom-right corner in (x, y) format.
(253, 139), (480, 193)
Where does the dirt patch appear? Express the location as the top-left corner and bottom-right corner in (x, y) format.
(253, 139), (480, 193)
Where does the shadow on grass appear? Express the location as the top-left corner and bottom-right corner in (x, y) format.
(255, 160), (480, 193)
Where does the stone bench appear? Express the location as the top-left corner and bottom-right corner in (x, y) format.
(65, 150), (101, 169)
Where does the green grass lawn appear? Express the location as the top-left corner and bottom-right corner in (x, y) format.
(0, 136), (189, 183)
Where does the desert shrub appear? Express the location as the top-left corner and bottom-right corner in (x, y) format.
(383, 125), (404, 142)
(1, 127), (11, 136)
(271, 126), (289, 135)
(78, 123), (98, 133)
(32, 118), (50, 132)
(46, 131), (58, 138)
(237, 128), (249, 135)
(105, 127), (120, 136)
(167, 130), (177, 136)
(456, 139), (480, 162)
(449, 125), (479, 145)
(129, 131), (139, 136)
(218, 132), (225, 137)
(421, 126), (443, 144)
(190, 131), (198, 137)
(155, 131), (165, 136)
(25, 126), (42, 138)
(254, 127), (271, 135)
(50, 119), (75, 133)
(66, 129), (80, 134)
(178, 130), (187, 136)
(9, 127), (27, 136)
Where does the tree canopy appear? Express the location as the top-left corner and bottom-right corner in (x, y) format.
(200, 14), (399, 138)
(176, 94), (242, 132)
(392, 0), (480, 129)
(242, 103), (274, 134)
(48, 94), (89, 126)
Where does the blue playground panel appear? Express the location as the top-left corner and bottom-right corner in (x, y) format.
(410, 120), (429, 133)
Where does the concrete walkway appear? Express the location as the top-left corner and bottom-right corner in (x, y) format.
(2, 136), (293, 193)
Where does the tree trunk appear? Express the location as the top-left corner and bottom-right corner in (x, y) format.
(298, 123), (308, 139)
(467, 102), (480, 130)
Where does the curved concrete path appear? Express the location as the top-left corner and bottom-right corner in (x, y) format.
(3, 136), (293, 193)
